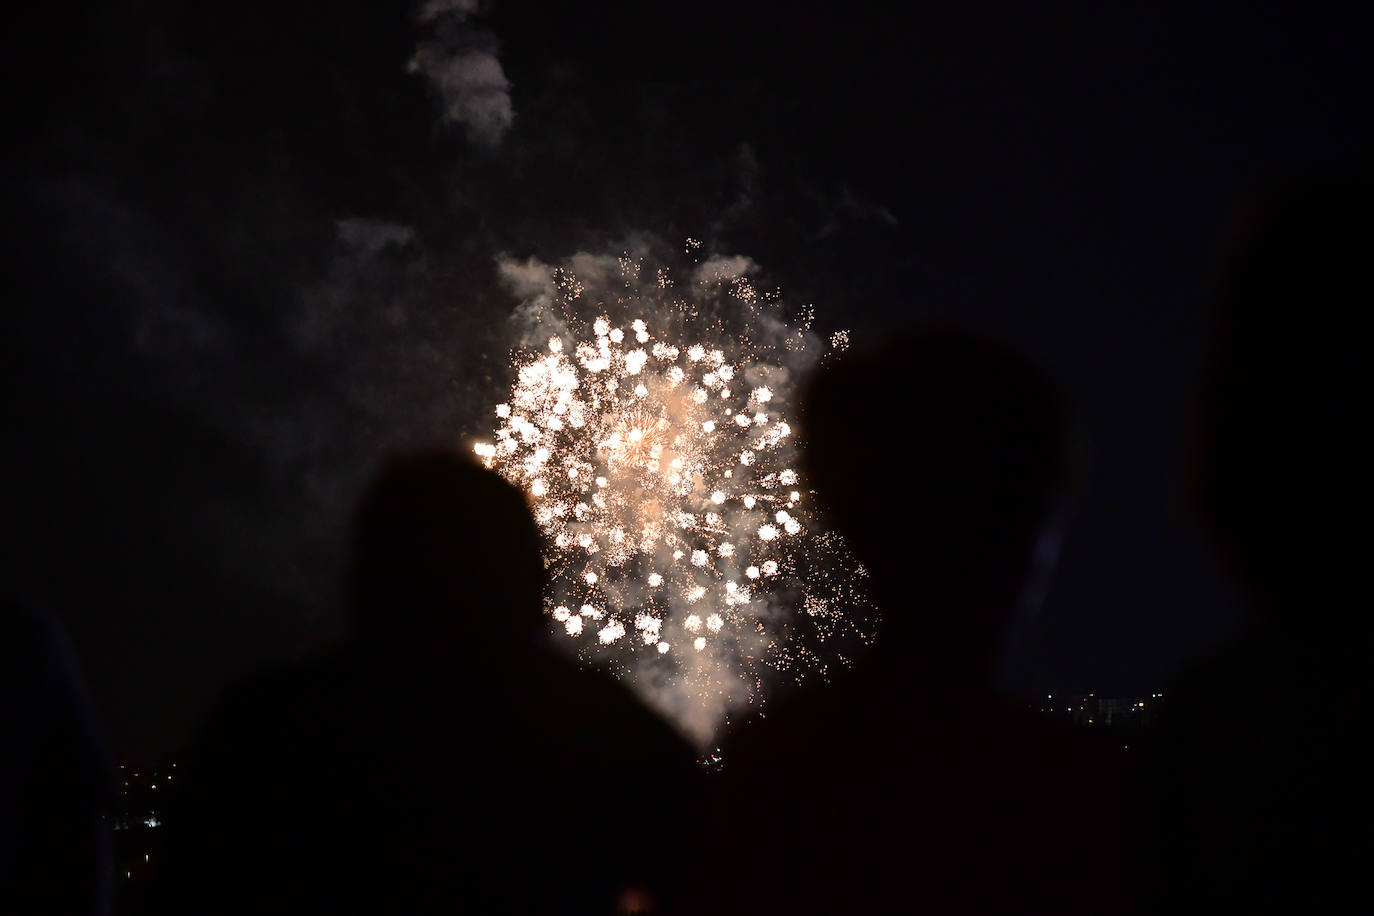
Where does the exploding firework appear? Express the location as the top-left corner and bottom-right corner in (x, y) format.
(475, 245), (876, 743)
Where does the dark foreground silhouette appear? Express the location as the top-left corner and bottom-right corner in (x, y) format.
(692, 330), (1136, 914)
(1145, 169), (1374, 912)
(1, 599), (114, 915)
(154, 451), (700, 914)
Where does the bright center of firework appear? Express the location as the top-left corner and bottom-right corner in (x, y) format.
(602, 406), (666, 471)
(475, 315), (801, 660)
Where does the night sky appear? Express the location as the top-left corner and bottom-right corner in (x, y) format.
(6, 1), (1370, 759)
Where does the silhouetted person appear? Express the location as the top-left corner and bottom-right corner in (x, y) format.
(1, 599), (114, 915)
(156, 450), (699, 914)
(693, 329), (1134, 914)
(1146, 170), (1374, 912)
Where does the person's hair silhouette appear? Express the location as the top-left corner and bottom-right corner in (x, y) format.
(155, 449), (699, 915)
(1188, 170), (1372, 621)
(1148, 168), (1374, 913)
(805, 327), (1075, 684)
(350, 449), (545, 655)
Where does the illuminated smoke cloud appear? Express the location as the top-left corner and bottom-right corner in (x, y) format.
(408, 0), (514, 148)
(477, 244), (875, 744)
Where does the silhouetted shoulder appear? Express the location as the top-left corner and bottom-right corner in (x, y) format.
(702, 664), (1132, 914)
(160, 451), (707, 913)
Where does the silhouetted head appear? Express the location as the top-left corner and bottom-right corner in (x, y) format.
(1189, 167), (1373, 624)
(804, 328), (1074, 672)
(349, 449), (545, 654)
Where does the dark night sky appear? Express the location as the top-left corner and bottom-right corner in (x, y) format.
(6, 0), (1371, 758)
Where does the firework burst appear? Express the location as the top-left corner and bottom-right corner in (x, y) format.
(476, 246), (876, 743)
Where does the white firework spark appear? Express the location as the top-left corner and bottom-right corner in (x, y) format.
(476, 247), (874, 743)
